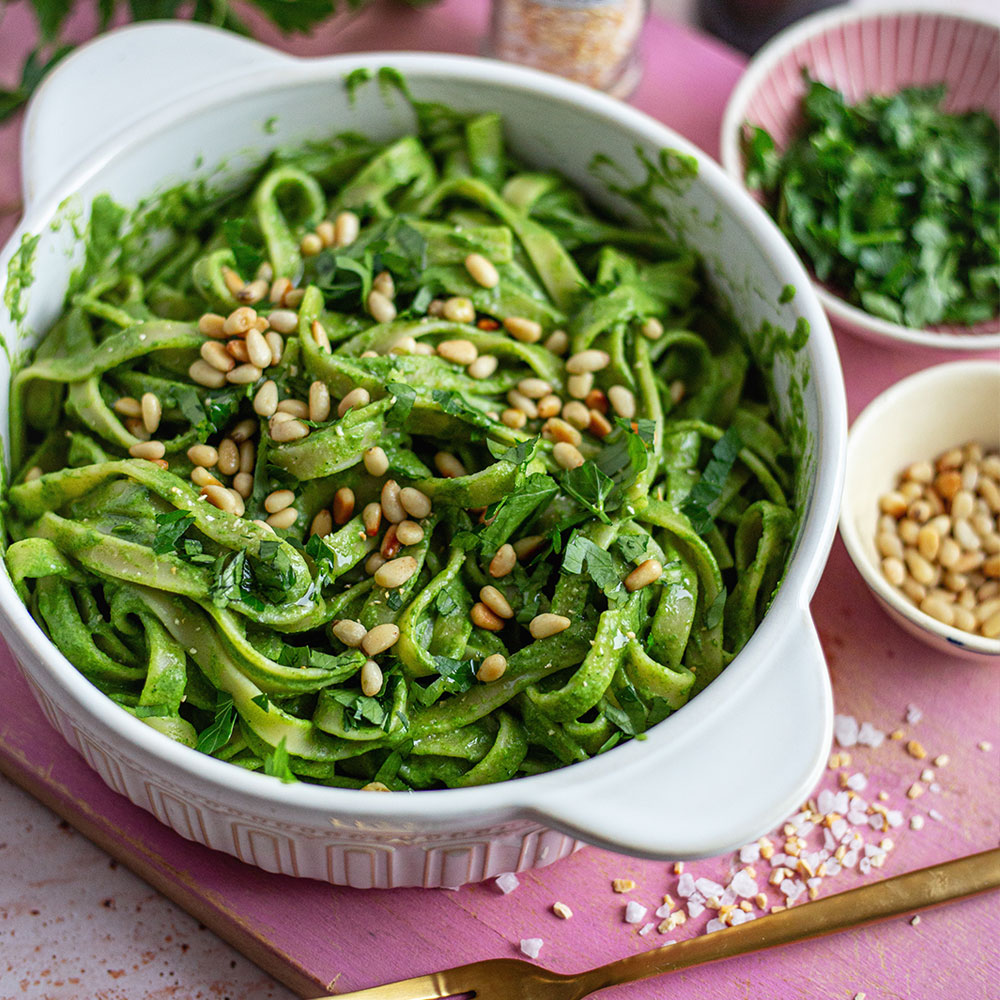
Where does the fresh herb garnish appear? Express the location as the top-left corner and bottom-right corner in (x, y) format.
(196, 692), (237, 754)
(263, 737), (298, 782)
(681, 427), (742, 535)
(152, 510), (195, 554)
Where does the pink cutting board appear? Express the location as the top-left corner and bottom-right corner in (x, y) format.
(1, 3), (998, 997)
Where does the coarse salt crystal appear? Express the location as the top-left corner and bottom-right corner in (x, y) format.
(695, 877), (726, 898)
(929, 783), (941, 794)
(495, 873), (520, 894)
(706, 918), (726, 933)
(910, 815), (925, 830)
(740, 844), (760, 864)
(854, 993), (867, 1000)
(868, 814), (884, 830)
(929, 809), (944, 821)
(729, 909), (750, 926)
(818, 789), (837, 813)
(687, 899), (705, 919)
(825, 859), (842, 877)
(848, 810), (868, 827)
(887, 810), (904, 828)
(978, 741), (992, 751)
(807, 877), (822, 890)
(910, 915), (921, 926)
(830, 818), (848, 839)
(677, 873), (696, 897)
(638, 922), (655, 936)
(864, 843), (885, 859)
(624, 901), (647, 924)
(833, 791), (850, 813)
(857, 722), (885, 748)
(730, 870), (758, 898)
(921, 769), (935, 783)
(655, 903), (673, 918)
(834, 715), (859, 747)
(905, 704), (923, 724)
(520, 938), (543, 959)
(843, 850), (858, 868)
(859, 858), (872, 875)
(823, 829), (836, 851)
(846, 773), (868, 791)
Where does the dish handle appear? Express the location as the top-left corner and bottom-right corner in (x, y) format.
(21, 21), (292, 207)
(530, 605), (833, 859)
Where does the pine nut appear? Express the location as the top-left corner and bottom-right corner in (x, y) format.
(396, 487), (430, 519)
(562, 401), (590, 430)
(437, 339), (478, 365)
(264, 489), (295, 514)
(284, 288), (306, 308)
(529, 613), (571, 639)
(470, 602), (504, 631)
(226, 489), (246, 516)
(198, 339), (235, 373)
(477, 585), (512, 619)
(333, 487), (355, 524)
(129, 440), (166, 461)
(215, 438), (238, 475)
(362, 623), (400, 657)
(954, 551), (985, 573)
(360, 660), (383, 697)
(513, 535), (544, 561)
(876, 532), (903, 559)
(310, 509), (333, 538)
(624, 558), (663, 592)
(938, 537), (961, 568)
(363, 502), (382, 536)
(544, 329), (569, 354)
(898, 519), (919, 545)
(270, 277), (292, 304)
(333, 211), (360, 247)
(332, 619), (366, 648)
(920, 596), (954, 626)
(917, 526), (940, 561)
(223, 306), (257, 336)
(266, 507), (298, 530)
(396, 520), (424, 546)
(952, 605), (978, 632)
(202, 483), (240, 514)
(518, 378), (552, 400)
(277, 399), (310, 419)
(301, 232), (323, 256)
(566, 349), (610, 374)
(221, 266), (245, 297)
(468, 355), (498, 380)
(935, 470), (962, 501)
(364, 446), (389, 477)
(983, 554), (1000, 578)
(878, 491), (908, 517)
(227, 363), (263, 385)
(390, 336), (417, 355)
(113, 396), (142, 418)
(126, 418), (151, 441)
(537, 394), (562, 419)
(904, 549), (935, 586)
(232, 472), (254, 498)
(308, 381), (331, 423)
(981, 612), (1000, 639)
(937, 448), (964, 471)
(507, 390), (538, 418)
(501, 408), (527, 429)
(567, 372), (593, 400)
(543, 417), (582, 447)
(882, 557), (905, 587)
(187, 444), (218, 468)
(380, 480), (406, 523)
(314, 219), (335, 247)
(266, 331), (285, 365)
(311, 319), (331, 352)
(245, 328), (271, 369)
(901, 577), (927, 603)
(372, 270), (395, 300)
(943, 571), (968, 593)
(503, 316), (542, 343)
(954, 519), (981, 551)
(374, 556), (418, 589)
(199, 313), (227, 338)
(553, 441), (585, 470)
(641, 317), (664, 340)
(588, 409), (613, 439)
(237, 278), (268, 305)
(900, 480), (923, 503)
(382, 523), (400, 559)
(368, 289), (397, 324)
(338, 387), (371, 418)
(434, 452), (466, 478)
(465, 253), (500, 288)
(477, 654), (507, 682)
(489, 544), (517, 578)
(439, 297), (474, 324)
(269, 417), (309, 442)
(191, 466), (222, 488)
(226, 339), (250, 363)
(608, 385), (636, 419)
(236, 441), (254, 477)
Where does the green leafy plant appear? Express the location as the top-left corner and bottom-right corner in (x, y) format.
(0, 0), (439, 123)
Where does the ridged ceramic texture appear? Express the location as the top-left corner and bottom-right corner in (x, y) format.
(721, 7), (1000, 348)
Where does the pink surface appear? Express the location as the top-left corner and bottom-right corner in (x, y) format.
(1, 3), (999, 998)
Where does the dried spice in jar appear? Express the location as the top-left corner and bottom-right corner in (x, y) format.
(489, 0), (649, 96)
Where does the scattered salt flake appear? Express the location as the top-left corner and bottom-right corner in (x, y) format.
(868, 814), (884, 830)
(929, 782), (941, 794)
(823, 829), (836, 851)
(638, 922), (655, 936)
(835, 714), (859, 747)
(905, 704), (923, 724)
(933, 754), (950, 767)
(705, 918), (726, 934)
(921, 768), (935, 782)
(730, 870), (758, 898)
(695, 877), (725, 898)
(770, 853), (790, 869)
(910, 815), (925, 830)
(729, 909), (750, 926)
(846, 773), (868, 791)
(739, 844), (760, 864)
(843, 850), (858, 868)
(857, 722), (885, 748)
(833, 790), (850, 813)
(624, 901), (647, 924)
(929, 809), (944, 821)
(864, 843), (885, 859)
(978, 741), (992, 751)
(720, 887), (738, 907)
(825, 859), (842, 877)
(887, 810), (904, 828)
(848, 810), (869, 827)
(859, 858), (872, 875)
(818, 789), (837, 813)
(854, 993), (867, 1000)
(910, 915), (921, 926)
(655, 903), (673, 919)
(830, 817), (848, 839)
(687, 899), (705, 919)
(495, 873), (519, 894)
(520, 938), (543, 959)
(677, 873), (696, 897)
(660, 939), (676, 946)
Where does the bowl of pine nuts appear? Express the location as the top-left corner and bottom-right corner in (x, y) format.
(840, 361), (1000, 661)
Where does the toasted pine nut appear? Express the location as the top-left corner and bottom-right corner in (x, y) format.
(191, 466), (222, 488)
(876, 532), (903, 560)
(567, 373), (595, 401)
(489, 544), (517, 578)
(268, 332), (285, 366)
(125, 417), (150, 441)
(284, 288), (306, 308)
(905, 549), (936, 586)
(368, 289), (397, 323)
(202, 483), (240, 514)
(334, 210), (360, 247)
(468, 355), (499, 380)
(187, 444), (218, 468)
(543, 417), (582, 447)
(316, 220), (336, 247)
(437, 339), (478, 365)
(607, 385), (636, 419)
(310, 509), (334, 538)
(266, 506), (298, 530)
(566, 349), (610, 374)
(216, 438), (239, 476)
(332, 619), (366, 647)
(882, 556), (905, 587)
(264, 489), (295, 514)
(477, 653), (507, 682)
(917, 526), (940, 562)
(373, 270), (395, 299)
(470, 602), (504, 631)
(269, 277), (292, 304)
(221, 266), (245, 297)
(513, 535), (544, 561)
(237, 278), (269, 305)
(553, 441), (584, 470)
(585, 388), (608, 414)
(507, 389), (538, 419)
(399, 487), (432, 519)
(920, 595), (955, 626)
(232, 472), (254, 498)
(333, 487), (355, 525)
(625, 558), (662, 592)
(465, 253), (500, 288)
(199, 313), (227, 338)
(501, 408), (527, 430)
(389, 335), (417, 355)
(396, 520), (425, 546)
(129, 440), (166, 460)
(300, 232), (323, 256)
(311, 319), (331, 352)
(238, 440), (255, 476)
(269, 417), (309, 442)
(223, 306), (257, 335)
(442, 297), (475, 324)
(308, 381), (331, 423)
(935, 470), (962, 501)
(277, 399), (310, 419)
(641, 317), (664, 340)
(362, 502), (382, 537)
(245, 328), (272, 369)
(199, 339), (236, 372)
(364, 446), (389, 477)
(380, 480), (406, 523)
(227, 363), (263, 385)
(588, 409), (613, 438)
(905, 460), (934, 483)
(518, 378), (552, 400)
(136, 392), (160, 436)
(559, 400), (588, 430)
(434, 452), (467, 478)
(544, 329), (569, 354)
(338, 387), (371, 418)
(374, 555), (418, 589)
(360, 659), (383, 697)
(362, 623), (400, 656)
(113, 396), (142, 419)
(480, 585), (513, 619)
(503, 316), (542, 343)
(529, 613), (571, 639)
(226, 339), (250, 363)
(954, 518), (981, 551)
(381, 524), (401, 560)
(264, 312), (295, 338)
(537, 394), (562, 419)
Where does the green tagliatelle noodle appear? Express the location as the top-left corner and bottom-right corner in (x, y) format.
(2, 107), (799, 789)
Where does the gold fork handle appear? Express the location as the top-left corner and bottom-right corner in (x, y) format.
(576, 846), (1000, 996)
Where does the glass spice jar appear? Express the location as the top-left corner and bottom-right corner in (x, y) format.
(489, 0), (650, 97)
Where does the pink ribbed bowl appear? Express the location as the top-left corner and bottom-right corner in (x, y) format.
(720, 4), (1000, 352)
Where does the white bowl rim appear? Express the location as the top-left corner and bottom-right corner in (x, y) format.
(839, 359), (1000, 658)
(1, 38), (846, 825)
(718, 2), (1000, 353)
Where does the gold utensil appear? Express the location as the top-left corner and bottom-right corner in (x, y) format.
(317, 847), (1000, 999)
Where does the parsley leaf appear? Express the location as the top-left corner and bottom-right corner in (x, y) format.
(562, 533), (621, 596)
(223, 218), (265, 279)
(433, 655), (479, 694)
(385, 382), (417, 428)
(196, 692), (236, 754)
(263, 737), (298, 782)
(681, 427), (742, 535)
(560, 461), (615, 523)
(152, 510), (194, 554)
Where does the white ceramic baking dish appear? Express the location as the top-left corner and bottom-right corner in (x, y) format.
(0, 22), (846, 888)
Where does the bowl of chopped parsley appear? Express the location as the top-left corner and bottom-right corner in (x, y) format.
(720, 5), (1000, 351)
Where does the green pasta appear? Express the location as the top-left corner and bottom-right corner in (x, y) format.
(3, 110), (797, 789)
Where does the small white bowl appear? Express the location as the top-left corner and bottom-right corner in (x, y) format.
(840, 361), (1000, 662)
(720, 4), (1000, 352)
